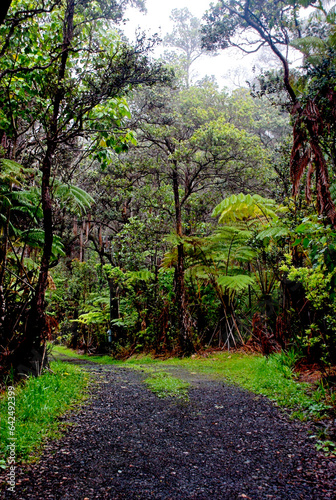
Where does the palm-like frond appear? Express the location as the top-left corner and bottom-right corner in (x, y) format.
(212, 193), (278, 224)
(9, 190), (41, 220)
(0, 159), (32, 188)
(257, 225), (289, 240)
(54, 184), (94, 214)
(18, 229), (65, 257)
(161, 244), (179, 269)
(164, 226), (256, 298)
(216, 274), (255, 292)
(184, 264), (212, 281)
(126, 270), (155, 283)
(290, 36), (327, 62)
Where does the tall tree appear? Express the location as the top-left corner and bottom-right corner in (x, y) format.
(202, 0), (336, 227)
(127, 83), (269, 351)
(0, 0), (169, 372)
(163, 8), (212, 88)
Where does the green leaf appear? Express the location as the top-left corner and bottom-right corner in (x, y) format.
(302, 237), (310, 249)
(216, 274), (255, 292)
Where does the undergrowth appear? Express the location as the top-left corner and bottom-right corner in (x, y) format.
(0, 361), (91, 465)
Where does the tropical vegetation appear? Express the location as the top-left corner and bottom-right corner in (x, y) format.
(0, 0), (336, 398)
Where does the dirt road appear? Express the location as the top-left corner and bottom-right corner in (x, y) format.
(3, 362), (336, 499)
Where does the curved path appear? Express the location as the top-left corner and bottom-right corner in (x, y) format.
(3, 362), (336, 499)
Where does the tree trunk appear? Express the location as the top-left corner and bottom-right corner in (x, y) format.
(26, 145), (55, 348)
(239, 2), (336, 228)
(0, 0), (11, 25)
(25, 0), (75, 367)
(108, 278), (120, 342)
(0, 208), (10, 331)
(172, 161), (194, 353)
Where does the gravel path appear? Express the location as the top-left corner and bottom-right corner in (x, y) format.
(2, 362), (336, 499)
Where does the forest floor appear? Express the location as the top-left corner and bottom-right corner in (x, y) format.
(2, 355), (336, 500)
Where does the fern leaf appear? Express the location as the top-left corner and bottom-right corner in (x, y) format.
(185, 265), (213, 280)
(257, 225), (289, 240)
(19, 229), (65, 257)
(216, 274), (255, 292)
(290, 36), (326, 56)
(0, 159), (32, 187)
(54, 184), (94, 214)
(212, 193), (278, 223)
(127, 270), (155, 282)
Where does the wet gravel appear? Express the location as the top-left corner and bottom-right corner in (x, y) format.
(1, 363), (336, 499)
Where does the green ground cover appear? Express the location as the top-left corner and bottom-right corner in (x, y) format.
(144, 371), (190, 400)
(163, 353), (332, 421)
(51, 345), (119, 365)
(0, 361), (91, 466)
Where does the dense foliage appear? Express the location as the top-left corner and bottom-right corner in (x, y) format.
(1, 0), (336, 381)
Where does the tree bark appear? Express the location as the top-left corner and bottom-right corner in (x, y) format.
(26, 0), (75, 356)
(172, 160), (194, 353)
(0, 0), (11, 25)
(0, 208), (10, 330)
(235, 0), (336, 227)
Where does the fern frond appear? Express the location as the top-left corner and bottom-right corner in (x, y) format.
(127, 270), (155, 283)
(290, 36), (326, 56)
(19, 229), (65, 257)
(216, 274), (255, 292)
(161, 248), (178, 268)
(54, 184), (94, 214)
(257, 225), (289, 240)
(185, 264), (213, 280)
(212, 193), (278, 224)
(76, 311), (108, 326)
(0, 159), (32, 187)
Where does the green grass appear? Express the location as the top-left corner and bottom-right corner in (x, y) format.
(51, 344), (119, 365)
(144, 371), (190, 400)
(0, 361), (91, 465)
(51, 344), (164, 366)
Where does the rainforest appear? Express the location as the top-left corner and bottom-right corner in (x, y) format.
(1, 1), (336, 497)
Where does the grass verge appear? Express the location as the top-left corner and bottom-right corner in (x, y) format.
(51, 344), (119, 365)
(0, 361), (91, 466)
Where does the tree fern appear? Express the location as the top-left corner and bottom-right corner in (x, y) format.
(161, 193), (282, 315)
(216, 274), (255, 292)
(212, 193), (278, 224)
(0, 159), (32, 187)
(0, 160), (38, 230)
(184, 264), (211, 281)
(19, 229), (65, 258)
(54, 184), (94, 214)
